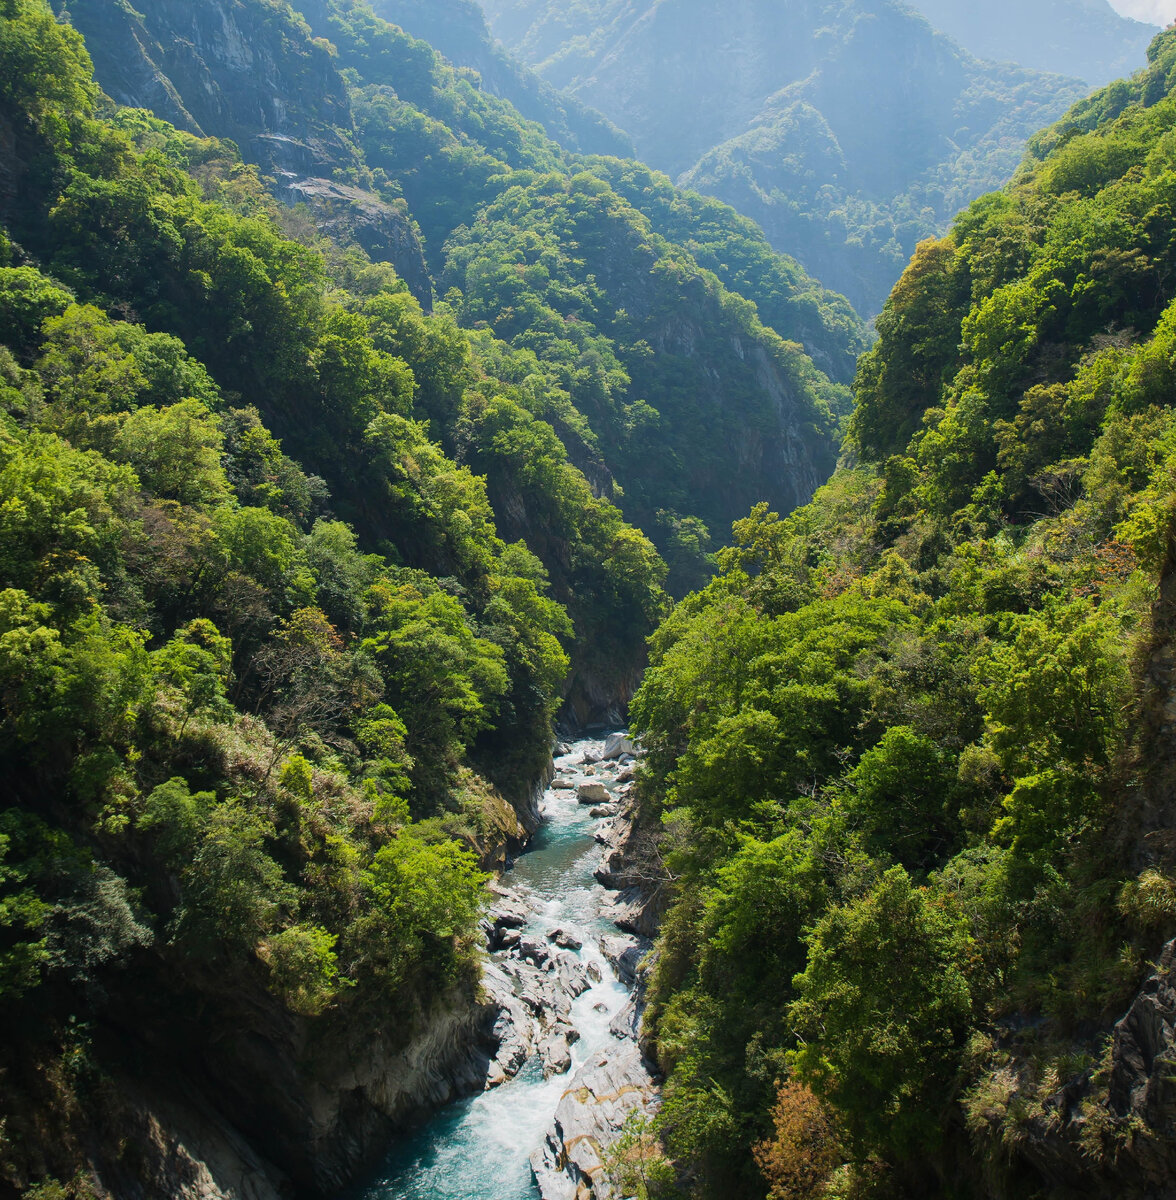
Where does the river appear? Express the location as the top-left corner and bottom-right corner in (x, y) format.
(350, 735), (646, 1200)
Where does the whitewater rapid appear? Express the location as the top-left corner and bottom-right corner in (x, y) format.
(352, 736), (641, 1200)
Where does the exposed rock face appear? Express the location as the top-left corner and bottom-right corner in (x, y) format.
(59, 0), (353, 169)
(598, 935), (649, 989)
(530, 1044), (660, 1200)
(56, 0), (434, 307)
(1107, 940), (1176, 1141)
(70, 965), (507, 1200)
(967, 940), (1176, 1198)
(67, 1076), (291, 1200)
(282, 178), (432, 309)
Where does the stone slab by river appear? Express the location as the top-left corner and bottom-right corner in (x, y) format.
(348, 736), (659, 1200)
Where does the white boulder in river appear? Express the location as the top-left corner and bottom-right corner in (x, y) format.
(577, 783), (611, 805)
(601, 732), (637, 760)
(530, 1043), (660, 1200)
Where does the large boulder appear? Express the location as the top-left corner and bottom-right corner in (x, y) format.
(601, 732), (637, 760)
(548, 928), (584, 951)
(530, 1044), (660, 1200)
(577, 783), (611, 805)
(599, 935), (649, 988)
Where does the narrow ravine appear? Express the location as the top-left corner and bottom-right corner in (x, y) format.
(351, 735), (658, 1200)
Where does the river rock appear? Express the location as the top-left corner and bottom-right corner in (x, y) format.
(599, 935), (648, 988)
(586, 961), (603, 984)
(609, 999), (640, 1041)
(616, 767), (635, 785)
(552, 778), (575, 791)
(530, 1044), (660, 1200)
(519, 935), (551, 967)
(548, 928), (584, 951)
(602, 886), (664, 940)
(487, 890), (531, 931)
(539, 1032), (574, 1078)
(482, 963), (534, 1086)
(601, 732), (637, 760)
(548, 950), (592, 999)
(589, 805), (616, 819)
(594, 845), (628, 888)
(578, 783), (611, 805)
(580, 749), (601, 765)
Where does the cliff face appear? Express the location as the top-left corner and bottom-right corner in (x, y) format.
(0, 960), (509, 1200)
(59, 0), (353, 171)
(961, 943), (1176, 1200)
(55, 0), (433, 308)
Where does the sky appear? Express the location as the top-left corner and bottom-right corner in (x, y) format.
(1107, 0), (1172, 24)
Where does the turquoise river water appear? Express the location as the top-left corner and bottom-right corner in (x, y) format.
(350, 738), (632, 1200)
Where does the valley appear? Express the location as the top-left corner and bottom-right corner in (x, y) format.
(3, 2), (1176, 1199)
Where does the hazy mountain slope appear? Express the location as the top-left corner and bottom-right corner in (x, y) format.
(365, 0), (634, 157)
(482, 0), (1086, 314)
(56, 0), (858, 599)
(908, 0), (1156, 85)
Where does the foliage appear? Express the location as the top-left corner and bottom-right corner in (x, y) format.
(753, 1082), (842, 1200)
(630, 31), (1176, 1197)
(485, 0), (1084, 315)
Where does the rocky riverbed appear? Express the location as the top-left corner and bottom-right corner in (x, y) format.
(352, 734), (662, 1200)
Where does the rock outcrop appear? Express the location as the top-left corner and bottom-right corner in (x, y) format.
(56, 0), (434, 308)
(530, 1044), (660, 1200)
(965, 940), (1176, 1198)
(282, 178), (432, 309)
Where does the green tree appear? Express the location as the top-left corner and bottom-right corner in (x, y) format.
(790, 868), (975, 1158)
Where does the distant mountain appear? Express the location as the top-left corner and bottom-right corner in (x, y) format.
(906, 0), (1156, 86)
(481, 0), (1087, 314)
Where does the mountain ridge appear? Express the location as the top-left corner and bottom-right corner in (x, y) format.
(482, 0), (1090, 313)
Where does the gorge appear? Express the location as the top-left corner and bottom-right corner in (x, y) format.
(353, 734), (657, 1200)
(6, 2), (1176, 1199)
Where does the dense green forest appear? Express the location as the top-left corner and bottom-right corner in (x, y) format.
(0, 0), (862, 1192)
(481, 0), (1094, 315)
(628, 26), (1176, 1200)
(6, 0), (1176, 1197)
(57, 0), (858, 604)
(0, 0), (668, 1189)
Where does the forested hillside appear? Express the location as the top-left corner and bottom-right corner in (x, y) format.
(628, 27), (1176, 1200)
(365, 0), (634, 157)
(0, 0), (865, 1193)
(9, 0), (1176, 1197)
(481, 0), (1089, 315)
(55, 0), (859, 604)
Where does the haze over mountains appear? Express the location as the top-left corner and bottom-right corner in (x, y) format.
(480, 0), (1145, 313)
(911, 0), (1156, 85)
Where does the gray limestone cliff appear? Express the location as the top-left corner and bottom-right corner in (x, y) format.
(55, 0), (432, 308)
